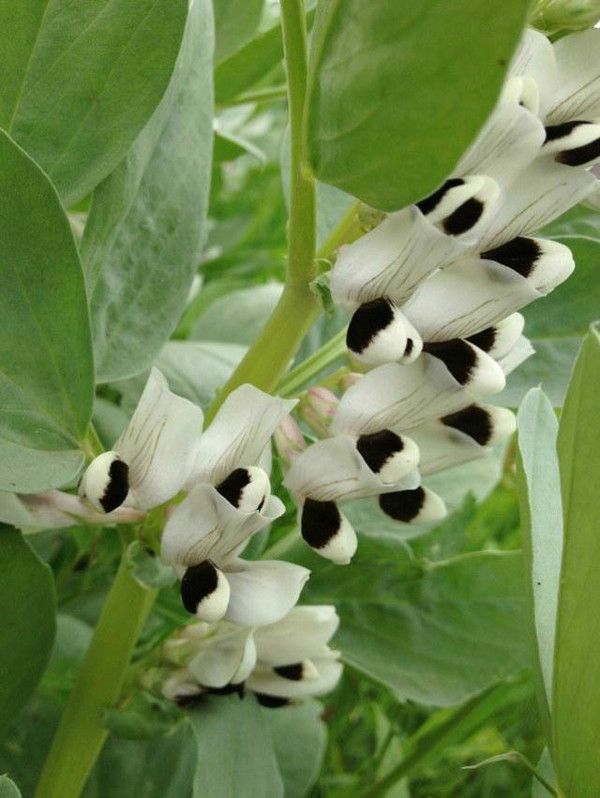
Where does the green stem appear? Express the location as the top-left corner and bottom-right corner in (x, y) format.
(278, 327), (347, 396)
(34, 551), (156, 798)
(205, 0), (318, 424)
(219, 84), (288, 108)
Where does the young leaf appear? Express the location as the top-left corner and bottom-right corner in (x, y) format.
(516, 387), (563, 741)
(0, 527), (56, 736)
(82, 0), (214, 382)
(189, 695), (284, 798)
(305, 0), (531, 210)
(1, 0), (187, 206)
(0, 131), (93, 492)
(553, 325), (600, 798)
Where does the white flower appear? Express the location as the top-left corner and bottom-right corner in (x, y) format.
(79, 368), (204, 513)
(161, 384), (309, 627)
(162, 605), (343, 706)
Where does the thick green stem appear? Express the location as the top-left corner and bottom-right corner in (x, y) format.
(205, 0), (318, 424)
(34, 552), (157, 798)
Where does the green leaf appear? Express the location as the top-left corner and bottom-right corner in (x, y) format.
(263, 700), (327, 798)
(104, 691), (181, 740)
(214, 0), (264, 64)
(191, 283), (283, 344)
(0, 776), (21, 798)
(516, 388), (563, 740)
(1, 0), (187, 206)
(306, 0), (531, 210)
(0, 527), (56, 736)
(293, 537), (528, 706)
(189, 695), (284, 798)
(553, 325), (600, 797)
(82, 0), (214, 382)
(0, 131), (93, 492)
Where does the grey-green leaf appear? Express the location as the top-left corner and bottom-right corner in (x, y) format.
(553, 325), (600, 798)
(2, 0), (188, 206)
(516, 387), (563, 740)
(0, 527), (56, 736)
(306, 0), (531, 210)
(0, 776), (21, 798)
(189, 695), (284, 798)
(294, 537), (528, 706)
(0, 131), (93, 491)
(82, 0), (214, 382)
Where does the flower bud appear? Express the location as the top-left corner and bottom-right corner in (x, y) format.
(274, 415), (307, 465)
(532, 0), (600, 34)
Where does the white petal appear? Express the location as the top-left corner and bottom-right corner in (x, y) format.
(416, 175), (500, 240)
(115, 368), (204, 509)
(254, 606), (340, 666)
(285, 434), (419, 503)
(497, 335), (535, 375)
(215, 466), (271, 513)
(455, 79), (545, 187)
(330, 206), (467, 309)
(247, 656), (343, 699)
(187, 626), (256, 689)
(180, 562), (231, 623)
(542, 120), (600, 168)
(509, 29), (559, 116)
(402, 238), (574, 342)
(346, 299), (423, 366)
(189, 385), (296, 485)
(331, 359), (478, 437)
(414, 405), (516, 477)
(224, 559), (310, 627)
(298, 500), (358, 564)
(422, 340), (506, 395)
(161, 483), (284, 568)
(162, 669), (202, 701)
(549, 28), (600, 122)
(471, 314), (525, 360)
(79, 451), (130, 513)
(478, 158), (595, 248)
(378, 485), (447, 524)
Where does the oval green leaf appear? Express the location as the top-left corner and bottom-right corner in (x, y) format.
(306, 0), (531, 210)
(1, 0), (187, 206)
(0, 131), (93, 491)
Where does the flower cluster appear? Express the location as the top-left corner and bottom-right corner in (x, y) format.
(281, 28), (600, 564)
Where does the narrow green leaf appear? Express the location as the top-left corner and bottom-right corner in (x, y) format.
(0, 131), (93, 491)
(0, 527), (56, 736)
(553, 325), (600, 797)
(2, 0), (187, 206)
(214, 0), (264, 64)
(516, 387), (563, 741)
(82, 0), (214, 382)
(306, 0), (531, 210)
(294, 537), (528, 706)
(189, 695), (284, 798)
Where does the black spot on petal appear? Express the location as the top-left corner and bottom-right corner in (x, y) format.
(416, 178), (464, 215)
(216, 468), (251, 508)
(176, 693), (203, 709)
(208, 682), (245, 699)
(441, 405), (492, 446)
(255, 692), (290, 709)
(544, 120), (590, 143)
(100, 459), (129, 512)
(556, 136), (600, 167)
(443, 198), (485, 236)
(481, 236), (540, 278)
(347, 298), (394, 355)
(423, 339), (476, 385)
(180, 561), (219, 614)
(274, 663), (304, 681)
(379, 487), (426, 522)
(301, 499), (341, 549)
(466, 326), (497, 354)
(357, 429), (404, 475)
